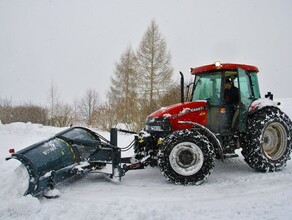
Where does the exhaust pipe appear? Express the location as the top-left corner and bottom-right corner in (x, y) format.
(180, 71), (184, 103)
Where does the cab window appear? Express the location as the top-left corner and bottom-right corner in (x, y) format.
(192, 73), (222, 105)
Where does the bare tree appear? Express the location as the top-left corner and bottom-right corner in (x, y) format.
(78, 88), (100, 126)
(47, 80), (61, 126)
(92, 102), (118, 131)
(71, 98), (81, 126)
(0, 96), (12, 108)
(159, 82), (181, 107)
(0, 96), (12, 124)
(54, 102), (75, 127)
(137, 20), (174, 114)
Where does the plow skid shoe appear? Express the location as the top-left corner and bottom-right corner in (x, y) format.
(6, 127), (123, 197)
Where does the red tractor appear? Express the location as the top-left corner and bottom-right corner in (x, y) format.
(134, 62), (292, 185)
(6, 62), (292, 197)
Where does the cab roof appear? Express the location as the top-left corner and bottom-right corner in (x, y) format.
(191, 62), (259, 75)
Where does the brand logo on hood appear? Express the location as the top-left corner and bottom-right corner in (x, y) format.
(171, 106), (206, 119)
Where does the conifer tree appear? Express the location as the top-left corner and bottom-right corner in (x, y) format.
(107, 46), (139, 129)
(137, 20), (174, 114)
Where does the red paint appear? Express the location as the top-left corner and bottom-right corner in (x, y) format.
(149, 101), (208, 131)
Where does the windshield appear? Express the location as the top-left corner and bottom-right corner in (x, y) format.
(192, 73), (222, 105)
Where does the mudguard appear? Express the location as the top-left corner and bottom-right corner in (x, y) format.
(248, 98), (278, 113)
(178, 121), (223, 159)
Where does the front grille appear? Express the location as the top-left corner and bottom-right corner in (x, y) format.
(145, 117), (172, 134)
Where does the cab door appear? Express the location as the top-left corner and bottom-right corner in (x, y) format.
(237, 68), (253, 132)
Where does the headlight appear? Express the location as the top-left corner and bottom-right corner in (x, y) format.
(145, 117), (171, 133)
(145, 125), (164, 132)
(214, 61), (222, 69)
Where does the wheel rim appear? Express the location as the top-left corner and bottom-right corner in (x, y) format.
(262, 122), (287, 160)
(169, 142), (204, 176)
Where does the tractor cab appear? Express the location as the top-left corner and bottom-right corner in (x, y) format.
(190, 62), (260, 134)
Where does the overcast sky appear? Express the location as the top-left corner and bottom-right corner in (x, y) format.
(0, 0), (291, 106)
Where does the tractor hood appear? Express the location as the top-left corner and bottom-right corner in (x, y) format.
(146, 101), (208, 132)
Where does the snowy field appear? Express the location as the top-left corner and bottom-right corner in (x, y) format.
(0, 98), (292, 220)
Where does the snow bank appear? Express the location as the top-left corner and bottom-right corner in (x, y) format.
(0, 159), (41, 218)
(1, 160), (29, 197)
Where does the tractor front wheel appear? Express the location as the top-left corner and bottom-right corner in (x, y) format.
(158, 129), (215, 185)
(241, 107), (292, 172)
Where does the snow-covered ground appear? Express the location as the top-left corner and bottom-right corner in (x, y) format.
(0, 98), (292, 220)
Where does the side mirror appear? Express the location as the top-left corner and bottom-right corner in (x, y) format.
(265, 92), (274, 100)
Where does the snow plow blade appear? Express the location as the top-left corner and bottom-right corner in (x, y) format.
(6, 127), (123, 197)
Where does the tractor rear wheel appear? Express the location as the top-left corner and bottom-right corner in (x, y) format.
(241, 107), (292, 172)
(158, 129), (215, 185)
